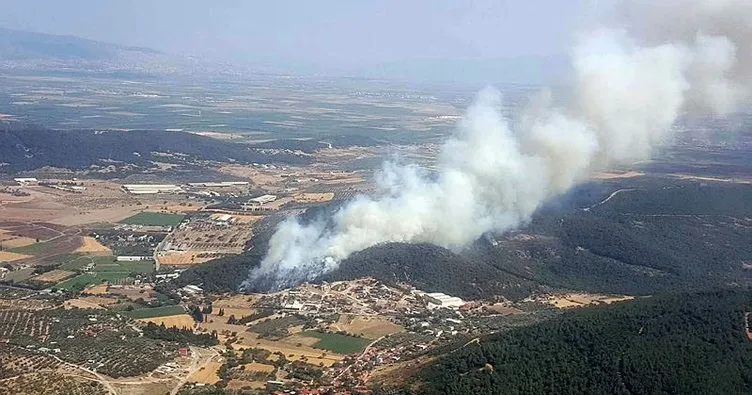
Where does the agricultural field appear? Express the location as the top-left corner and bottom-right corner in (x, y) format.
(29, 269), (75, 283)
(81, 284), (110, 295)
(7, 240), (57, 255)
(539, 293), (634, 309)
(0, 347), (64, 380)
(0, 310), (50, 340)
(0, 224), (82, 265)
(0, 250), (31, 262)
(120, 212), (186, 226)
(0, 231), (35, 248)
(302, 331), (371, 354)
(187, 361), (223, 385)
(73, 236), (112, 254)
(126, 305), (186, 319)
(92, 259), (154, 274)
(137, 313), (195, 329)
(0, 267), (34, 282)
(210, 294), (258, 319)
(0, 222), (63, 242)
(63, 296), (118, 309)
(107, 284), (157, 301)
(294, 192), (335, 203)
(162, 216), (253, 255)
(57, 254), (98, 271)
(53, 272), (131, 292)
(198, 319), (344, 367)
(248, 315), (308, 340)
(0, 288), (52, 311)
(229, 214), (263, 224)
(157, 252), (216, 266)
(330, 315), (403, 339)
(0, 371), (106, 395)
(243, 362), (275, 374)
(56, 255), (153, 274)
(0, 308), (178, 378)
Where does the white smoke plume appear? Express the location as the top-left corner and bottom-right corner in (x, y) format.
(244, 0), (752, 290)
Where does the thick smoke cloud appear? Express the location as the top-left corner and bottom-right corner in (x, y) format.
(244, 0), (752, 290)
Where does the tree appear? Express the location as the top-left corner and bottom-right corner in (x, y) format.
(190, 306), (204, 323)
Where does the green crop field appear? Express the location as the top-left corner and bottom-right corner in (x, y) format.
(2, 267), (34, 282)
(126, 305), (186, 319)
(56, 255), (154, 274)
(58, 256), (92, 271)
(117, 261), (154, 273)
(119, 212), (185, 226)
(8, 240), (56, 255)
(53, 272), (131, 292)
(303, 331), (371, 354)
(92, 259), (154, 274)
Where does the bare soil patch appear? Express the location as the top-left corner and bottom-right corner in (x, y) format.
(0, 231), (36, 248)
(74, 236), (113, 255)
(83, 284), (110, 295)
(294, 192), (335, 203)
(330, 315), (403, 339)
(591, 171), (644, 180)
(138, 314), (196, 329)
(0, 251), (32, 262)
(542, 293), (634, 309)
(187, 361), (222, 384)
(157, 252), (215, 266)
(32, 269), (75, 283)
(230, 215), (263, 224)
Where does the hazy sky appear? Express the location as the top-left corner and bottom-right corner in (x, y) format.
(1, 0), (608, 81)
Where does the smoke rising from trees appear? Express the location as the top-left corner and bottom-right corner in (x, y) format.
(244, 0), (752, 290)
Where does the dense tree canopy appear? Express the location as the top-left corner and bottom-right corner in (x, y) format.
(420, 289), (752, 395)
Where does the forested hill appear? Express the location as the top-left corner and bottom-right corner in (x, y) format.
(319, 243), (538, 301)
(419, 289), (752, 395)
(0, 126), (309, 172)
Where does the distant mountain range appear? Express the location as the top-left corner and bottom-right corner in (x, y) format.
(0, 27), (569, 85)
(0, 27), (211, 76)
(0, 27), (161, 61)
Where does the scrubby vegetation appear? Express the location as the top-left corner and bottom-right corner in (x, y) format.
(142, 322), (218, 346)
(0, 125), (310, 173)
(247, 315), (308, 340)
(326, 180), (752, 299)
(322, 242), (538, 301)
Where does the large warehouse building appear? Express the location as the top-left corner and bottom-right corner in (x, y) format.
(422, 292), (465, 309)
(122, 184), (184, 194)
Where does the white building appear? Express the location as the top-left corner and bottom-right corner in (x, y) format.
(156, 272), (181, 281)
(122, 184), (183, 194)
(283, 300), (303, 310)
(116, 256), (151, 262)
(14, 177), (38, 185)
(188, 181), (249, 187)
(249, 194), (277, 205)
(182, 285), (203, 294)
(214, 214), (232, 223)
(423, 292), (465, 309)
